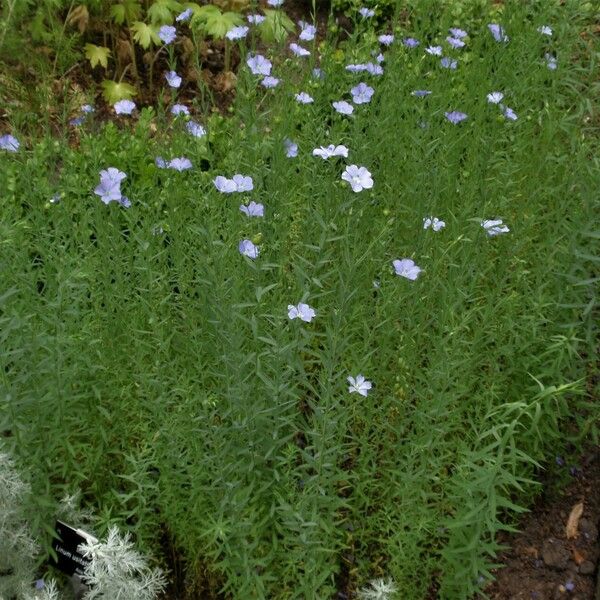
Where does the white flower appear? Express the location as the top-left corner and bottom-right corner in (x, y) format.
(423, 217), (445, 231)
(290, 42), (310, 57)
(333, 100), (354, 115)
(481, 219), (510, 236)
(295, 92), (314, 104)
(288, 303), (316, 322)
(312, 144), (349, 159)
(537, 25), (552, 36)
(425, 45), (443, 56)
(342, 165), (373, 192)
(347, 375), (372, 397)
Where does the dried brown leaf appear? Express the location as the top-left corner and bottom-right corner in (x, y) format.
(565, 501), (584, 539)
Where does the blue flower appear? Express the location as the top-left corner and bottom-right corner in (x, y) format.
(411, 90), (431, 97)
(247, 14), (266, 24)
(239, 239), (260, 259)
(168, 157), (192, 171)
(313, 144), (348, 159)
(449, 27), (467, 38)
(226, 26), (249, 40)
(446, 36), (465, 49)
(342, 165), (373, 192)
(81, 104), (95, 113)
(288, 302), (316, 322)
(481, 219), (510, 236)
(423, 217), (445, 231)
(155, 157), (167, 169)
(445, 111), (468, 124)
(502, 106), (518, 121)
(359, 7), (374, 18)
(393, 258), (421, 280)
(488, 23), (509, 42)
(261, 76), (280, 88)
(171, 103), (189, 115)
(351, 82), (374, 104)
(214, 174), (253, 193)
(440, 57), (457, 69)
(426, 45), (443, 56)
(267, 0), (284, 6)
(176, 8), (192, 22)
(114, 100), (136, 115)
(94, 167), (127, 204)
(186, 121), (206, 137)
(284, 139), (298, 157)
(487, 91), (504, 104)
(299, 21), (316, 41)
(240, 201), (264, 217)
(403, 37), (420, 48)
(165, 70), (182, 88)
(295, 92), (314, 104)
(378, 34), (394, 45)
(158, 25), (177, 44)
(247, 53), (272, 76)
(290, 42), (310, 57)
(545, 53), (558, 70)
(348, 375), (372, 397)
(333, 100), (353, 115)
(537, 25), (552, 36)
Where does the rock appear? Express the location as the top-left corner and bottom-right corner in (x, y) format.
(579, 560), (595, 575)
(542, 538), (570, 570)
(579, 518), (598, 542)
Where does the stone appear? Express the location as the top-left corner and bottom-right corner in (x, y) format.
(579, 560), (595, 575)
(542, 538), (570, 570)
(579, 518), (598, 543)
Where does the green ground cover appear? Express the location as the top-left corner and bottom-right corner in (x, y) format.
(0, 1), (598, 598)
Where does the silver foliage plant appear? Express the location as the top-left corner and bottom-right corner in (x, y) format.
(357, 578), (398, 600)
(78, 526), (167, 600)
(0, 452), (39, 599)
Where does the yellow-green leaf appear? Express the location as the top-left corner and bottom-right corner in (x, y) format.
(101, 80), (137, 104)
(110, 0), (142, 25)
(147, 0), (183, 25)
(131, 21), (160, 48)
(84, 44), (111, 69)
(194, 7), (243, 39)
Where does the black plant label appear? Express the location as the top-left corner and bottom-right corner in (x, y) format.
(50, 521), (96, 576)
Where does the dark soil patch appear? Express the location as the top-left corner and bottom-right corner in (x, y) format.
(484, 446), (600, 600)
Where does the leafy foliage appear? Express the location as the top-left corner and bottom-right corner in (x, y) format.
(100, 79), (136, 103)
(84, 43), (111, 69)
(191, 5), (244, 39)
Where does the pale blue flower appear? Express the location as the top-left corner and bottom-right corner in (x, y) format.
(214, 174), (253, 193)
(333, 100), (354, 115)
(313, 144), (348, 159)
(288, 302), (315, 322)
(537, 25), (552, 36)
(240, 201), (264, 217)
(346, 63), (368, 73)
(226, 26), (249, 40)
(481, 219), (510, 236)
(440, 57), (457, 69)
(159, 25), (176, 44)
(155, 157), (166, 168)
(176, 8), (192, 22)
(351, 82), (374, 104)
(70, 117), (85, 126)
(446, 36), (465, 48)
(348, 374), (372, 397)
(342, 165), (373, 192)
(545, 53), (557, 70)
(168, 157), (192, 171)
(359, 7), (374, 18)
(247, 53), (272, 76)
(374, 52), (385, 63)
(412, 90), (431, 97)
(267, 0), (283, 6)
(403, 37), (420, 48)
(426, 45), (443, 56)
(171, 103), (189, 115)
(449, 27), (467, 38)
(81, 104), (95, 113)
(393, 258), (421, 280)
(299, 21), (316, 41)
(261, 76), (280, 88)
(295, 92), (313, 104)
(239, 239), (260, 259)
(312, 67), (324, 79)
(290, 42), (310, 57)
(114, 99), (136, 115)
(365, 62), (383, 75)
(247, 14), (266, 24)
(186, 120), (206, 137)
(378, 34), (394, 45)
(488, 23), (509, 42)
(423, 217), (445, 231)
(284, 139), (298, 157)
(165, 70), (182, 88)
(94, 167), (126, 204)
(487, 91), (504, 104)
(445, 111), (468, 124)
(502, 106), (518, 120)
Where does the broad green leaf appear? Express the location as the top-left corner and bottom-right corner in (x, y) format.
(101, 80), (137, 104)
(131, 21), (160, 48)
(110, 0), (142, 25)
(147, 0), (183, 24)
(194, 7), (243, 39)
(84, 44), (111, 69)
(259, 9), (294, 44)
